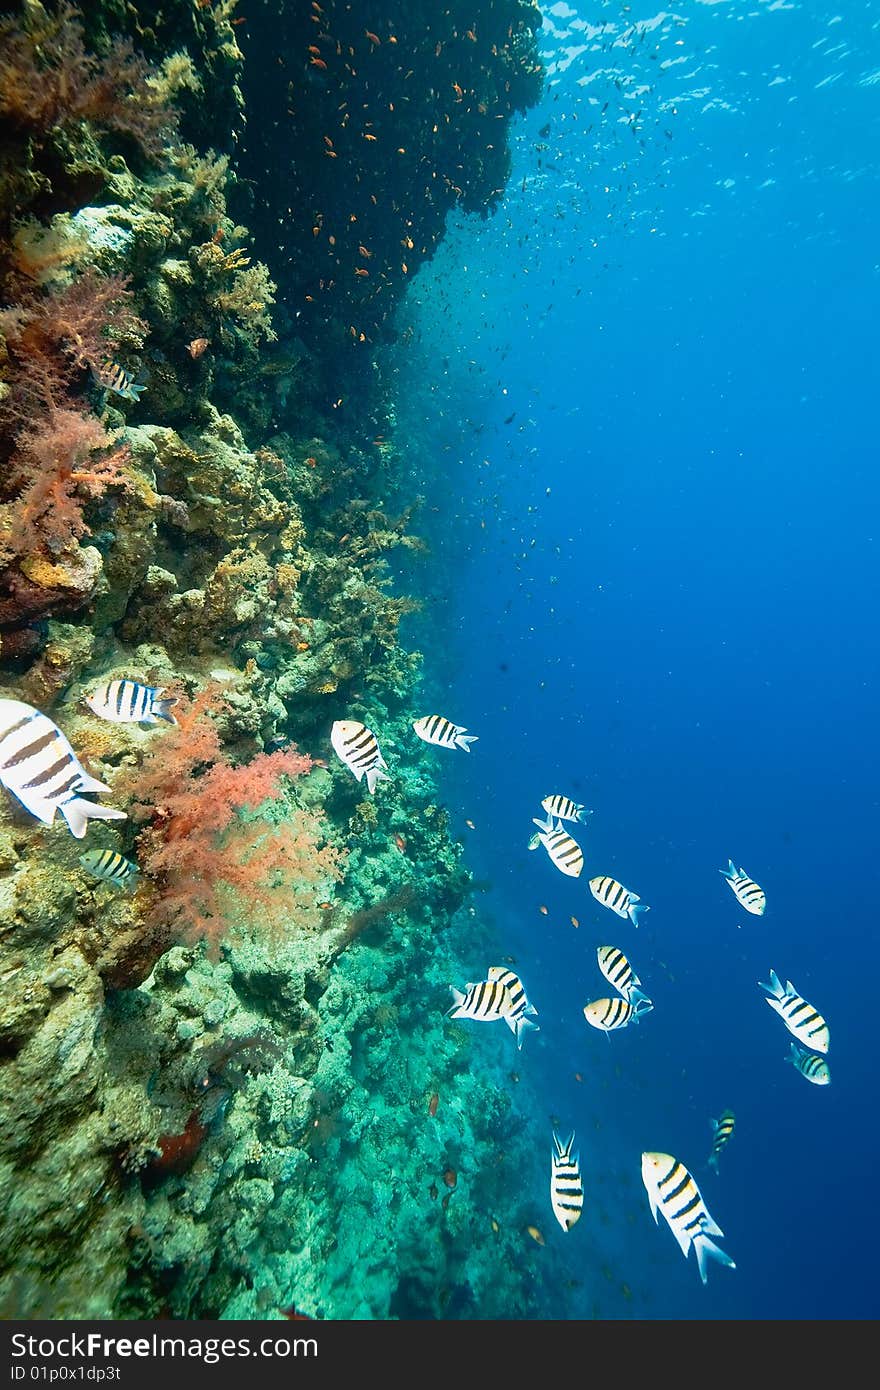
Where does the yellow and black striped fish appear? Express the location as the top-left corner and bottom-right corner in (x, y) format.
(412, 714), (478, 752)
(86, 678), (177, 726)
(788, 1043), (830, 1086)
(330, 719), (389, 794)
(0, 697), (127, 839)
(596, 945), (651, 1007)
(447, 978), (512, 1025)
(531, 813), (584, 878)
(541, 794), (592, 824)
(706, 1110), (735, 1173)
(550, 1130), (584, 1232)
(589, 875), (649, 926)
(641, 1152), (735, 1284)
(583, 995), (653, 1033)
(93, 358), (145, 402)
(486, 966), (539, 1049)
(720, 858), (766, 916)
(759, 968), (829, 1053)
(80, 847), (139, 887)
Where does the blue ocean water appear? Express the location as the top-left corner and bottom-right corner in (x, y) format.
(392, 1), (879, 1319)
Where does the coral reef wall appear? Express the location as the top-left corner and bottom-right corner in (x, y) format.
(0, 0), (547, 1319)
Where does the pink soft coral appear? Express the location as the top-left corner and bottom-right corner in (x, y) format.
(122, 687), (344, 951)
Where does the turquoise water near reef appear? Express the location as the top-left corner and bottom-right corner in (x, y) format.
(390, 1), (880, 1319)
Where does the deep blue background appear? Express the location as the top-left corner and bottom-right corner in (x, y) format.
(390, 2), (879, 1318)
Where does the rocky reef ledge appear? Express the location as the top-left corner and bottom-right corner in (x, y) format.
(0, 0), (553, 1318)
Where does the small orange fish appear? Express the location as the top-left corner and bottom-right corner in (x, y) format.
(527, 1226), (545, 1246)
(363, 133), (378, 141)
(570, 915), (579, 928)
(308, 45), (321, 56)
(354, 267), (369, 277)
(358, 245), (372, 258)
(539, 905), (548, 916)
(443, 1169), (457, 1189)
(281, 1306), (313, 1321)
(428, 1092), (439, 1117)
(304, 456), (317, 467)
(211, 226), (225, 244)
(187, 337), (209, 359)
(310, 56), (327, 69)
(393, 832), (406, 852)
(574, 1072), (583, 1083)
(318, 902), (332, 911)
(365, 30), (380, 45)
(465, 819), (475, 830)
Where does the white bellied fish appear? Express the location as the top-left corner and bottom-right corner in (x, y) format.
(596, 945), (651, 1007)
(330, 719), (389, 794)
(758, 968), (829, 1054)
(788, 1043), (830, 1086)
(447, 978), (513, 1026)
(85, 678), (177, 725)
(0, 699), (127, 839)
(486, 966), (539, 1049)
(720, 859), (766, 916)
(80, 847), (139, 887)
(583, 996), (653, 1033)
(641, 1152), (735, 1284)
(550, 1131), (584, 1232)
(412, 714), (478, 752)
(531, 813), (584, 878)
(589, 875), (649, 926)
(541, 794), (591, 824)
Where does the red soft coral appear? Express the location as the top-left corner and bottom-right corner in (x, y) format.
(121, 687), (344, 952)
(10, 408), (132, 559)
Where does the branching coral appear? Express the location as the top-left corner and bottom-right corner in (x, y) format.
(119, 686), (344, 952)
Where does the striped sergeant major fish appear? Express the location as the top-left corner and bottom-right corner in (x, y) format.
(486, 966), (539, 1049)
(92, 358), (146, 402)
(540, 794), (592, 825)
(80, 847), (139, 887)
(719, 858), (766, 916)
(583, 995), (653, 1033)
(588, 874), (649, 926)
(85, 679), (178, 726)
(412, 714), (478, 752)
(788, 1043), (830, 1086)
(758, 968), (829, 1054)
(447, 978), (513, 1026)
(0, 698), (127, 840)
(550, 1131), (584, 1232)
(641, 1152), (735, 1285)
(706, 1110), (735, 1173)
(330, 719), (389, 794)
(530, 813), (584, 878)
(596, 945), (651, 1007)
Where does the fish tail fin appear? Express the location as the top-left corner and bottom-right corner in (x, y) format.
(514, 1014), (540, 1050)
(629, 902), (650, 928)
(720, 858), (736, 879)
(60, 798), (127, 840)
(632, 997), (654, 1021)
(447, 986), (465, 1017)
(706, 1153), (719, 1174)
(365, 764), (390, 795)
(151, 697), (178, 726)
(531, 813), (553, 833)
(758, 968), (784, 1000)
(627, 985), (652, 1009)
(694, 1233), (735, 1285)
(575, 806), (594, 823)
(455, 733), (478, 752)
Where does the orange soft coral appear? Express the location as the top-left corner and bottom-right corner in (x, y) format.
(122, 687), (344, 951)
